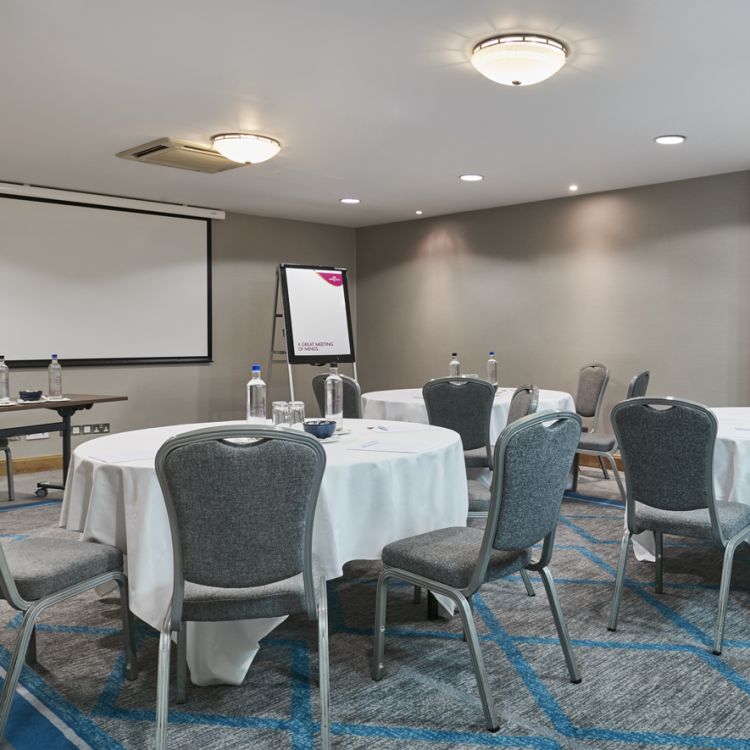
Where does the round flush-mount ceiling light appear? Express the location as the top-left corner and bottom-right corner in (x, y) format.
(471, 34), (568, 86)
(654, 134), (686, 145)
(340, 197), (361, 204)
(211, 133), (281, 164)
(459, 174), (484, 182)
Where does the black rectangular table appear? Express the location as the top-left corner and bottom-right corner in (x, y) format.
(0, 394), (128, 497)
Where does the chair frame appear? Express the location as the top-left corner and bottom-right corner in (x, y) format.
(312, 372), (362, 419)
(372, 411), (582, 732)
(1, 438), (14, 501)
(153, 425), (330, 750)
(0, 544), (137, 739)
(575, 371), (649, 503)
(607, 397), (750, 654)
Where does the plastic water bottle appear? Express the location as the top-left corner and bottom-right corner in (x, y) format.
(246, 364), (267, 424)
(0, 356), (9, 403)
(48, 354), (63, 398)
(449, 352), (461, 377)
(325, 363), (344, 432)
(487, 352), (498, 386)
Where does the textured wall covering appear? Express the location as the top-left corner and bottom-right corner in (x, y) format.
(356, 171), (750, 418)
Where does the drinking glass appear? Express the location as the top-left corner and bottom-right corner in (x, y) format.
(272, 401), (290, 426)
(289, 401), (305, 426)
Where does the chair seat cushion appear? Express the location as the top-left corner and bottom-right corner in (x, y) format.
(467, 480), (491, 513)
(2, 538), (122, 602)
(382, 526), (531, 590)
(635, 501), (750, 541)
(464, 447), (491, 469)
(182, 572), (310, 621)
(577, 432), (616, 453)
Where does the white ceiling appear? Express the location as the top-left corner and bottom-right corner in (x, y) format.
(3, 0), (750, 228)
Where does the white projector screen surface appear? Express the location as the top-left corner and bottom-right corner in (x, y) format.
(281, 265), (355, 364)
(0, 197), (210, 364)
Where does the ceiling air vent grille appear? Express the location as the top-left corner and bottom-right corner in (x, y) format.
(116, 138), (243, 173)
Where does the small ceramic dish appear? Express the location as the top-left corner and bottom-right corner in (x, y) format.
(19, 389), (43, 402)
(303, 419), (337, 439)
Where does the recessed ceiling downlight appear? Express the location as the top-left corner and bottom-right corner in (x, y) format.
(654, 134), (686, 145)
(211, 133), (281, 164)
(340, 197), (361, 204)
(471, 34), (568, 86)
(569, 184), (579, 192)
(459, 174), (484, 182)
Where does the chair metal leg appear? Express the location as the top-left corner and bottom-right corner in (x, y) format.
(317, 576), (330, 750)
(412, 585), (422, 604)
(371, 571), (390, 680)
(520, 569), (536, 597)
(3, 446), (14, 502)
(570, 453), (580, 492)
(114, 576), (138, 681)
(0, 605), (42, 739)
(606, 453), (626, 504)
(25, 627), (37, 666)
(538, 567), (581, 683)
(155, 619), (173, 750)
(654, 532), (664, 595)
(176, 626), (187, 703)
(455, 592), (499, 731)
(713, 535), (745, 655)
(608, 530), (631, 631)
(598, 455), (609, 480)
(427, 591), (439, 620)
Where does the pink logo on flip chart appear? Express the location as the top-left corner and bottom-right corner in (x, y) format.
(317, 272), (343, 287)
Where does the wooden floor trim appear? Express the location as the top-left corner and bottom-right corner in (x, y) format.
(0, 454), (62, 476)
(579, 452), (623, 471)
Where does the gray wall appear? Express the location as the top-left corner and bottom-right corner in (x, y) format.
(9, 211), (355, 457)
(355, 171), (750, 421)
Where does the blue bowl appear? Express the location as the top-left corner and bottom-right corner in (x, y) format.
(19, 390), (43, 402)
(303, 419), (337, 439)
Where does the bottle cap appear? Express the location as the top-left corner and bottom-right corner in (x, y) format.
(251, 364), (261, 371)
(51, 354), (58, 359)
(489, 351), (495, 356)
(452, 352), (458, 357)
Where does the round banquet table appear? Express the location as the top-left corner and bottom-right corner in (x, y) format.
(362, 386), (575, 446)
(60, 418), (467, 685)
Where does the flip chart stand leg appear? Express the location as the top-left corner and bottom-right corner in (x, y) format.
(267, 267), (296, 404)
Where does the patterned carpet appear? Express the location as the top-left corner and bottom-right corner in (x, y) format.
(1, 470), (750, 749)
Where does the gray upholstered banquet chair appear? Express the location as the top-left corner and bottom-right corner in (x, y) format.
(608, 397), (750, 655)
(312, 372), (363, 418)
(0, 537), (137, 739)
(570, 363), (609, 490)
(371, 411), (583, 732)
(467, 385), (539, 519)
(1, 438), (14, 501)
(423, 377), (496, 470)
(575, 370), (649, 502)
(154, 425), (330, 750)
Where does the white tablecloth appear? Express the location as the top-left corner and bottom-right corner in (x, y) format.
(60, 418), (467, 685)
(362, 386), (575, 446)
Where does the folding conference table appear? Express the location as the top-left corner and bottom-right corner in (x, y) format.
(0, 394), (127, 498)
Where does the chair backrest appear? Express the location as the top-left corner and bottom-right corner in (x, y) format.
(506, 385), (539, 425)
(611, 398), (720, 538)
(626, 370), (650, 399)
(155, 425), (326, 621)
(575, 363), (609, 431)
(468, 411), (581, 592)
(422, 377), (496, 453)
(312, 373), (362, 418)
